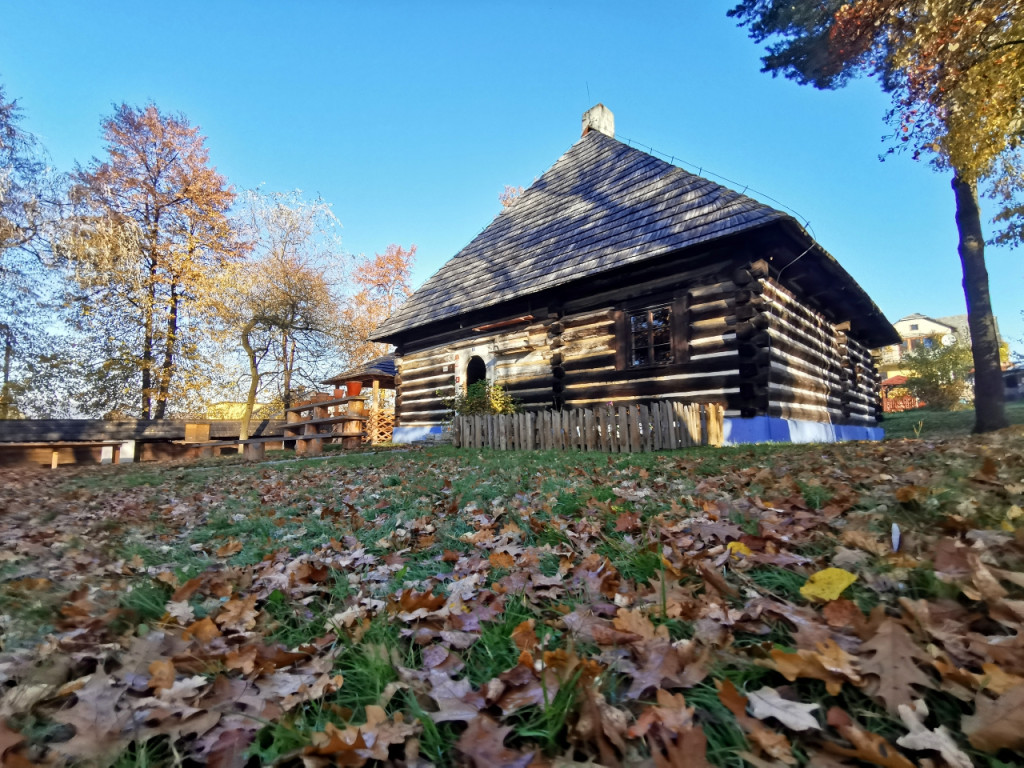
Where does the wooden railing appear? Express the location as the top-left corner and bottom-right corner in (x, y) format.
(452, 401), (724, 452)
(284, 395), (368, 456)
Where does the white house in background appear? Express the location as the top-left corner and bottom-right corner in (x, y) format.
(876, 313), (1001, 379)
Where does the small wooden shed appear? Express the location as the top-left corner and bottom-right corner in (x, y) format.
(372, 105), (899, 444)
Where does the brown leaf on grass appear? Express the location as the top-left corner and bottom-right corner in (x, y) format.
(858, 618), (935, 714)
(624, 638), (685, 699)
(715, 679), (796, 765)
(697, 563), (739, 598)
(306, 721), (370, 765)
(840, 529), (890, 556)
(895, 700), (972, 768)
(51, 672), (132, 762)
(215, 595), (258, 633)
(628, 689), (695, 738)
(613, 607), (667, 641)
(148, 659), (176, 691)
(822, 707), (914, 768)
(962, 683), (1024, 753)
(225, 645), (258, 675)
(614, 511), (641, 532)
(184, 616), (222, 644)
(572, 685), (629, 767)
(171, 575), (204, 602)
(489, 551), (515, 569)
(510, 618), (538, 652)
(391, 588), (446, 618)
(764, 646), (850, 696)
(204, 726), (259, 768)
(648, 722), (713, 768)
(455, 715), (534, 768)
(216, 539), (243, 557)
(822, 599), (868, 636)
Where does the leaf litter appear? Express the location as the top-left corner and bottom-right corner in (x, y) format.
(0, 428), (1022, 766)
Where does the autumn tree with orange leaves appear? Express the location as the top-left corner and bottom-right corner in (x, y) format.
(730, 0), (1022, 433)
(339, 244), (416, 367)
(61, 104), (243, 418)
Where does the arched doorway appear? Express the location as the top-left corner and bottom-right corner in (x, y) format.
(466, 356), (486, 388)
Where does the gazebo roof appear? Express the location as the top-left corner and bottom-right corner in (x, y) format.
(322, 354), (396, 388)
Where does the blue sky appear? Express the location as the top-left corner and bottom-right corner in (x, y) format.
(3, 1), (1021, 352)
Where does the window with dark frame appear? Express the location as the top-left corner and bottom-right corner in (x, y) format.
(628, 305), (673, 367)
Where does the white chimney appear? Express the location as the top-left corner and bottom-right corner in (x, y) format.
(581, 104), (614, 138)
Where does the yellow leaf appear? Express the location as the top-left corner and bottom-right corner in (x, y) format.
(800, 568), (857, 602)
(727, 541), (752, 558)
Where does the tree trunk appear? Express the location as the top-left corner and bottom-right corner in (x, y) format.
(0, 326), (13, 420)
(952, 173), (1007, 433)
(154, 284), (179, 420)
(240, 322), (259, 444)
(281, 329), (293, 410)
(141, 258), (157, 419)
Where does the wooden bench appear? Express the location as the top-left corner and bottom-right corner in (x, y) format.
(285, 396), (369, 456)
(2, 440), (133, 468)
(184, 436), (288, 461)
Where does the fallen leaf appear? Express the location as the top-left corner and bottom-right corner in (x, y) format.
(746, 687), (821, 732)
(822, 707), (914, 768)
(455, 715), (533, 768)
(859, 618), (935, 714)
(216, 539), (244, 557)
(895, 699), (972, 768)
(148, 659), (176, 691)
(800, 568), (857, 602)
(962, 684), (1024, 753)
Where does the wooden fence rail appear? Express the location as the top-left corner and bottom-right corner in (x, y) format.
(452, 401), (724, 452)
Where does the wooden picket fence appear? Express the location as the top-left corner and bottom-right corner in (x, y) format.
(452, 400), (724, 452)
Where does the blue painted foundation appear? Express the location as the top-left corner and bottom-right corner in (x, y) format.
(723, 416), (883, 445)
(392, 425), (445, 444)
(395, 417), (883, 446)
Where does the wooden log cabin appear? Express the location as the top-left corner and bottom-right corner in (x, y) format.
(373, 105), (900, 445)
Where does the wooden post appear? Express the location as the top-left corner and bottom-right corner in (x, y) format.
(245, 441), (266, 461)
(51, 449), (59, 469)
(287, 410), (305, 455)
(342, 397), (364, 450)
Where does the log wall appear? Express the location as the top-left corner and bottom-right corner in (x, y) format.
(394, 258), (883, 430)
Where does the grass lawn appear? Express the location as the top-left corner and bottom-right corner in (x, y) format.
(1, 430), (1023, 766)
(881, 399), (1024, 439)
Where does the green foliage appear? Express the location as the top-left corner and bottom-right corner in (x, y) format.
(443, 379), (520, 416)
(903, 340), (974, 411)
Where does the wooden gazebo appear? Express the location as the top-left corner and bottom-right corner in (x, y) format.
(322, 355), (397, 443)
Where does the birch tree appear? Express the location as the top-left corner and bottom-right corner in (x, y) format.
(61, 103), (241, 418)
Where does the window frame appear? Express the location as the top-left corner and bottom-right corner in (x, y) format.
(614, 292), (690, 371)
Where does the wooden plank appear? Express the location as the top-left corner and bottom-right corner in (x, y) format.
(618, 405), (634, 454)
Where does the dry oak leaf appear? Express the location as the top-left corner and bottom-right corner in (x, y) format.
(858, 618), (936, 714)
(613, 607), (668, 641)
(572, 685), (629, 768)
(51, 671), (132, 762)
(822, 706), (913, 768)
(716, 679), (796, 765)
(800, 568), (857, 602)
(962, 683), (1024, 753)
(629, 689), (695, 739)
(216, 594), (259, 633)
(895, 699), (973, 768)
(510, 618), (539, 652)
(489, 551), (515, 569)
(764, 647), (848, 696)
(184, 616), (223, 644)
(746, 687), (821, 732)
(648, 722), (713, 768)
(147, 658), (176, 691)
(455, 715), (534, 768)
(216, 539), (244, 558)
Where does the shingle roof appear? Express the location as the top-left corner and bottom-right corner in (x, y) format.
(373, 130), (894, 345)
(322, 354), (397, 387)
